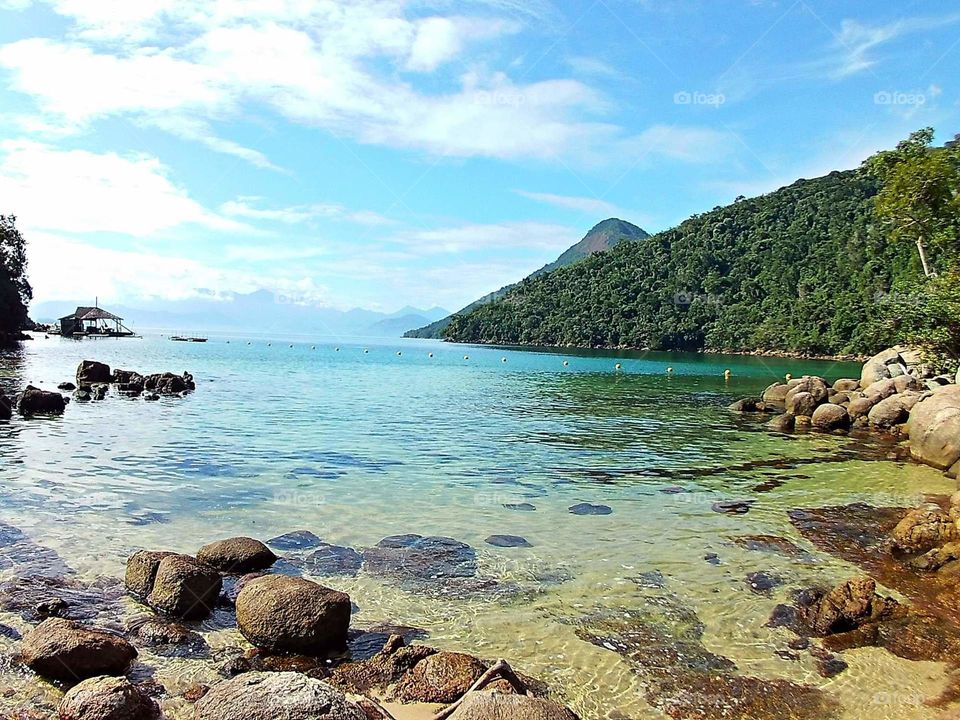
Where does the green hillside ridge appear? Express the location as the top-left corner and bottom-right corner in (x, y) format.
(442, 169), (930, 356)
(404, 218), (648, 338)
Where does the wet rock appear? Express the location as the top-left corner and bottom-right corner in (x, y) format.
(77, 360), (111, 385)
(57, 382), (76, 391)
(810, 403), (850, 432)
(18, 617), (136, 681)
(447, 691), (580, 720)
(327, 634), (436, 694)
(761, 382), (791, 406)
(124, 550), (175, 599)
(347, 624), (429, 661)
(907, 385), (960, 472)
(733, 535), (809, 558)
(503, 502), (537, 511)
(197, 537), (277, 574)
(16, 386), (66, 416)
(144, 372), (195, 395)
(236, 575), (351, 655)
(485, 534), (532, 548)
(0, 622), (21, 639)
(765, 412), (795, 432)
(267, 530), (323, 551)
(813, 652), (848, 678)
(890, 504), (958, 554)
(146, 554), (222, 619)
(128, 617), (208, 658)
(632, 570), (666, 589)
(0, 573), (124, 624)
(568, 503), (612, 515)
(392, 651), (487, 703)
(363, 535), (477, 581)
(745, 571), (783, 595)
(728, 397), (765, 412)
(110, 369), (145, 395)
(910, 541), (960, 572)
(847, 395), (879, 419)
(194, 672), (367, 720)
(794, 577), (901, 636)
(57, 675), (159, 720)
(711, 499), (754, 515)
(92, 384), (108, 401)
(300, 545), (361, 577)
(703, 553), (720, 565)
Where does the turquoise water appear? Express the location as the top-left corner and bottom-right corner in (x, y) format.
(0, 334), (954, 719)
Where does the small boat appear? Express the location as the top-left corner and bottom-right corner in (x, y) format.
(171, 336), (208, 343)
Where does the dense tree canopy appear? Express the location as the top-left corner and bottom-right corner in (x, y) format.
(0, 215), (32, 337)
(444, 168), (927, 356)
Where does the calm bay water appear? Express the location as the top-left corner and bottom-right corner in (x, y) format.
(0, 334), (954, 719)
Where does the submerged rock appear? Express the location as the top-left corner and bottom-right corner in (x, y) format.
(328, 634), (437, 694)
(362, 535), (478, 586)
(58, 675), (159, 720)
(793, 576), (902, 636)
(732, 534), (810, 558)
(267, 530), (323, 551)
(300, 544), (363, 577)
(18, 617), (137, 681)
(503, 502), (537, 512)
(745, 571), (783, 595)
(568, 503), (612, 516)
(711, 499), (754, 515)
(197, 537), (277, 574)
(485, 534), (532, 548)
(194, 672), (367, 720)
(127, 617), (209, 658)
(235, 575), (351, 655)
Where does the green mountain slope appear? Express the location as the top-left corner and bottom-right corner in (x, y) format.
(443, 170), (924, 356)
(405, 218), (649, 339)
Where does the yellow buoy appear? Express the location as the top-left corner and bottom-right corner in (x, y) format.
(724, 369), (731, 379)
(785, 373), (793, 381)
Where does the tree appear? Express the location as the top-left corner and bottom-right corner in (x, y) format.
(882, 269), (960, 365)
(864, 128), (960, 277)
(0, 215), (32, 336)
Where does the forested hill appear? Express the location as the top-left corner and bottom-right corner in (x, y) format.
(443, 170), (923, 356)
(405, 218), (648, 339)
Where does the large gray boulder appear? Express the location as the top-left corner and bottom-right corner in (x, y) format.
(786, 391), (818, 417)
(194, 672), (367, 720)
(908, 385), (960, 473)
(197, 537), (276, 574)
(18, 618), (136, 682)
(448, 691), (581, 720)
(868, 392), (922, 430)
(58, 675), (159, 720)
(811, 403), (850, 432)
(146, 554), (221, 619)
(860, 348), (902, 388)
(236, 575), (351, 655)
(761, 382), (791, 406)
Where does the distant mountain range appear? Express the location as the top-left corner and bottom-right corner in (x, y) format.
(31, 292), (449, 338)
(404, 218), (649, 339)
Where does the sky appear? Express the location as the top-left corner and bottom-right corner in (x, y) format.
(0, 0), (958, 313)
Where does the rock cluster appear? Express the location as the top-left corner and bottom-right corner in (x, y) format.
(15, 385), (68, 416)
(74, 360), (195, 401)
(730, 346), (960, 477)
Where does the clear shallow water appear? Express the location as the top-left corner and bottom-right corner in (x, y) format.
(0, 334), (955, 719)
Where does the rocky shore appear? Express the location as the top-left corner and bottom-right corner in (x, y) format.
(730, 346), (960, 479)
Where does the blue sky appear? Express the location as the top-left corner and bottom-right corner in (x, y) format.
(0, 0), (958, 313)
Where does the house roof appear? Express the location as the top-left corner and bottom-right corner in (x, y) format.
(60, 306), (123, 322)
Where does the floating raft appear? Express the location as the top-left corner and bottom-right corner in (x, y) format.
(171, 336), (208, 343)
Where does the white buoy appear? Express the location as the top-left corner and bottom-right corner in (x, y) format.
(501, 357), (507, 363)
(397, 351), (402, 356)
(563, 361), (569, 367)
(464, 355), (470, 360)
(428, 352), (434, 358)
(335, 347), (340, 352)
(364, 349), (369, 354)
(615, 363), (622, 370)
(666, 367), (673, 373)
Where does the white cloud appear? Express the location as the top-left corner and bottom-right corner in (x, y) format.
(515, 190), (622, 216)
(0, 140), (248, 236)
(221, 198), (393, 226)
(621, 125), (734, 163)
(830, 15), (960, 79)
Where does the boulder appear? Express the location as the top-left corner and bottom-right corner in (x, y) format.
(124, 550), (175, 599)
(727, 397), (764, 412)
(893, 375), (924, 393)
(786, 391), (818, 417)
(860, 347), (909, 389)
(832, 379), (860, 392)
(58, 382), (77, 391)
(393, 651), (487, 703)
(58, 675), (159, 720)
(144, 372), (195, 395)
(16, 386), (66, 416)
(765, 413), (795, 432)
(784, 378), (829, 407)
(796, 577), (900, 636)
(891, 504), (958, 554)
(810, 404), (850, 432)
(18, 618), (136, 681)
(868, 393), (922, 430)
(194, 672), (367, 720)
(847, 395), (880, 419)
(197, 537), (276, 574)
(447, 692), (580, 720)
(77, 360), (111, 385)
(235, 575), (351, 655)
(761, 383), (790, 406)
(863, 377), (898, 401)
(907, 386), (960, 472)
(111, 370), (145, 395)
(146, 554), (222, 619)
